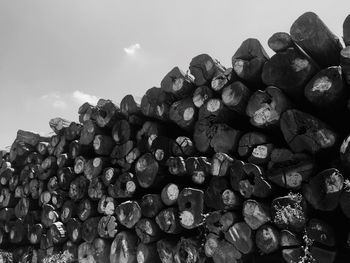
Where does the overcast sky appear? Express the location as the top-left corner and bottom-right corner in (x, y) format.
(0, 0), (349, 149)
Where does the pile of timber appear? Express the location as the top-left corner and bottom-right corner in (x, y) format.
(3, 11), (350, 263)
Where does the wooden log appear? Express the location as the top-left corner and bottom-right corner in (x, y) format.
(242, 199), (271, 230)
(238, 132), (274, 165)
(172, 136), (195, 157)
(262, 47), (317, 100)
(48, 221), (67, 244)
(211, 67), (236, 93)
(63, 240), (79, 262)
(177, 188), (204, 229)
(101, 167), (119, 186)
(88, 177), (106, 200)
(156, 207), (183, 234)
(66, 218), (82, 243)
(111, 172), (137, 199)
(221, 81), (251, 116)
(161, 183), (181, 206)
(150, 136), (176, 164)
(28, 223), (44, 245)
(0, 188), (16, 208)
(267, 148), (314, 190)
(204, 233), (220, 258)
(93, 134), (115, 156)
(140, 194), (164, 218)
(212, 239), (241, 263)
(280, 230), (303, 263)
(97, 195), (117, 216)
(306, 218), (337, 263)
(78, 241), (95, 262)
(9, 140), (32, 167)
(174, 238), (205, 263)
(37, 141), (49, 156)
(57, 153), (73, 168)
(14, 185), (25, 199)
(64, 121), (82, 141)
(92, 237), (111, 262)
(47, 176), (59, 193)
(69, 175), (88, 201)
(8, 172), (19, 192)
(0, 207), (15, 222)
(9, 218), (26, 244)
(57, 167), (75, 191)
(343, 14), (350, 46)
(14, 197), (37, 219)
(232, 38), (269, 85)
(166, 157), (187, 176)
(53, 136), (69, 158)
(302, 168), (344, 211)
(81, 217), (100, 243)
(290, 12), (343, 68)
(136, 121), (164, 151)
(137, 243), (161, 263)
(39, 191), (51, 207)
(192, 86), (214, 109)
(116, 200), (142, 229)
(304, 66), (346, 111)
(225, 222), (253, 255)
(60, 200), (77, 223)
(161, 67), (195, 99)
(340, 46), (350, 86)
(210, 152), (234, 177)
(157, 238), (177, 263)
(205, 211), (239, 235)
(77, 198), (98, 221)
(50, 134), (61, 148)
(185, 156), (211, 185)
(198, 98), (234, 124)
(79, 120), (106, 146)
(41, 204), (59, 228)
(280, 109), (338, 154)
(78, 102), (98, 123)
(110, 230), (138, 263)
(49, 118), (70, 135)
(112, 119), (136, 145)
(120, 94), (141, 117)
(135, 218), (162, 244)
(271, 193), (307, 232)
(50, 189), (67, 208)
(205, 177), (240, 211)
(111, 140), (135, 161)
(255, 224), (280, 254)
(96, 100), (123, 128)
(230, 162), (272, 199)
(69, 139), (94, 159)
(268, 32), (295, 53)
(189, 54), (224, 86)
(97, 215), (119, 239)
(141, 87), (174, 121)
(169, 97), (197, 130)
(246, 86), (291, 129)
(194, 118), (241, 154)
(135, 153), (160, 189)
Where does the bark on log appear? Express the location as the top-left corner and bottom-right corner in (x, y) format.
(135, 218), (163, 244)
(81, 216), (100, 243)
(268, 32), (295, 53)
(232, 38), (269, 86)
(141, 87), (174, 121)
(120, 94), (141, 117)
(79, 120), (106, 146)
(280, 109), (338, 154)
(61, 200), (77, 223)
(211, 67), (236, 93)
(290, 12), (343, 68)
(224, 222), (253, 255)
(140, 194), (164, 218)
(88, 177), (106, 200)
(156, 207), (183, 234)
(77, 198), (98, 221)
(302, 168), (343, 211)
(242, 199), (271, 230)
(262, 47), (317, 100)
(174, 238), (205, 263)
(246, 86), (291, 129)
(185, 156), (211, 185)
(166, 157), (187, 176)
(41, 204), (59, 228)
(267, 148), (314, 190)
(110, 231), (138, 263)
(57, 167), (76, 191)
(192, 86), (214, 109)
(135, 153), (160, 189)
(255, 224), (280, 254)
(115, 200), (142, 229)
(169, 98), (197, 130)
(137, 243), (161, 263)
(157, 238), (178, 263)
(161, 67), (195, 99)
(189, 54), (224, 86)
(66, 218), (82, 243)
(69, 175), (88, 201)
(340, 46), (350, 86)
(177, 188), (204, 229)
(48, 221), (67, 245)
(96, 100), (123, 129)
(93, 134), (115, 156)
(221, 81), (252, 116)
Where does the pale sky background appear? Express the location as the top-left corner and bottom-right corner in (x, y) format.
(1, 0), (350, 149)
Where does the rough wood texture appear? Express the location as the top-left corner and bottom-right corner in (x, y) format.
(290, 12), (343, 68)
(161, 67), (195, 99)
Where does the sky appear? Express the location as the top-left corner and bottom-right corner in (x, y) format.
(0, 0), (350, 149)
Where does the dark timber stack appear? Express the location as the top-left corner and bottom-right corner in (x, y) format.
(2, 11), (350, 263)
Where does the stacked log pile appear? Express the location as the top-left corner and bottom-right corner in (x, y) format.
(2, 11), (350, 263)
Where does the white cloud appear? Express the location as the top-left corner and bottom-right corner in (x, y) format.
(40, 93), (67, 109)
(124, 43), (141, 55)
(72, 90), (99, 105)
